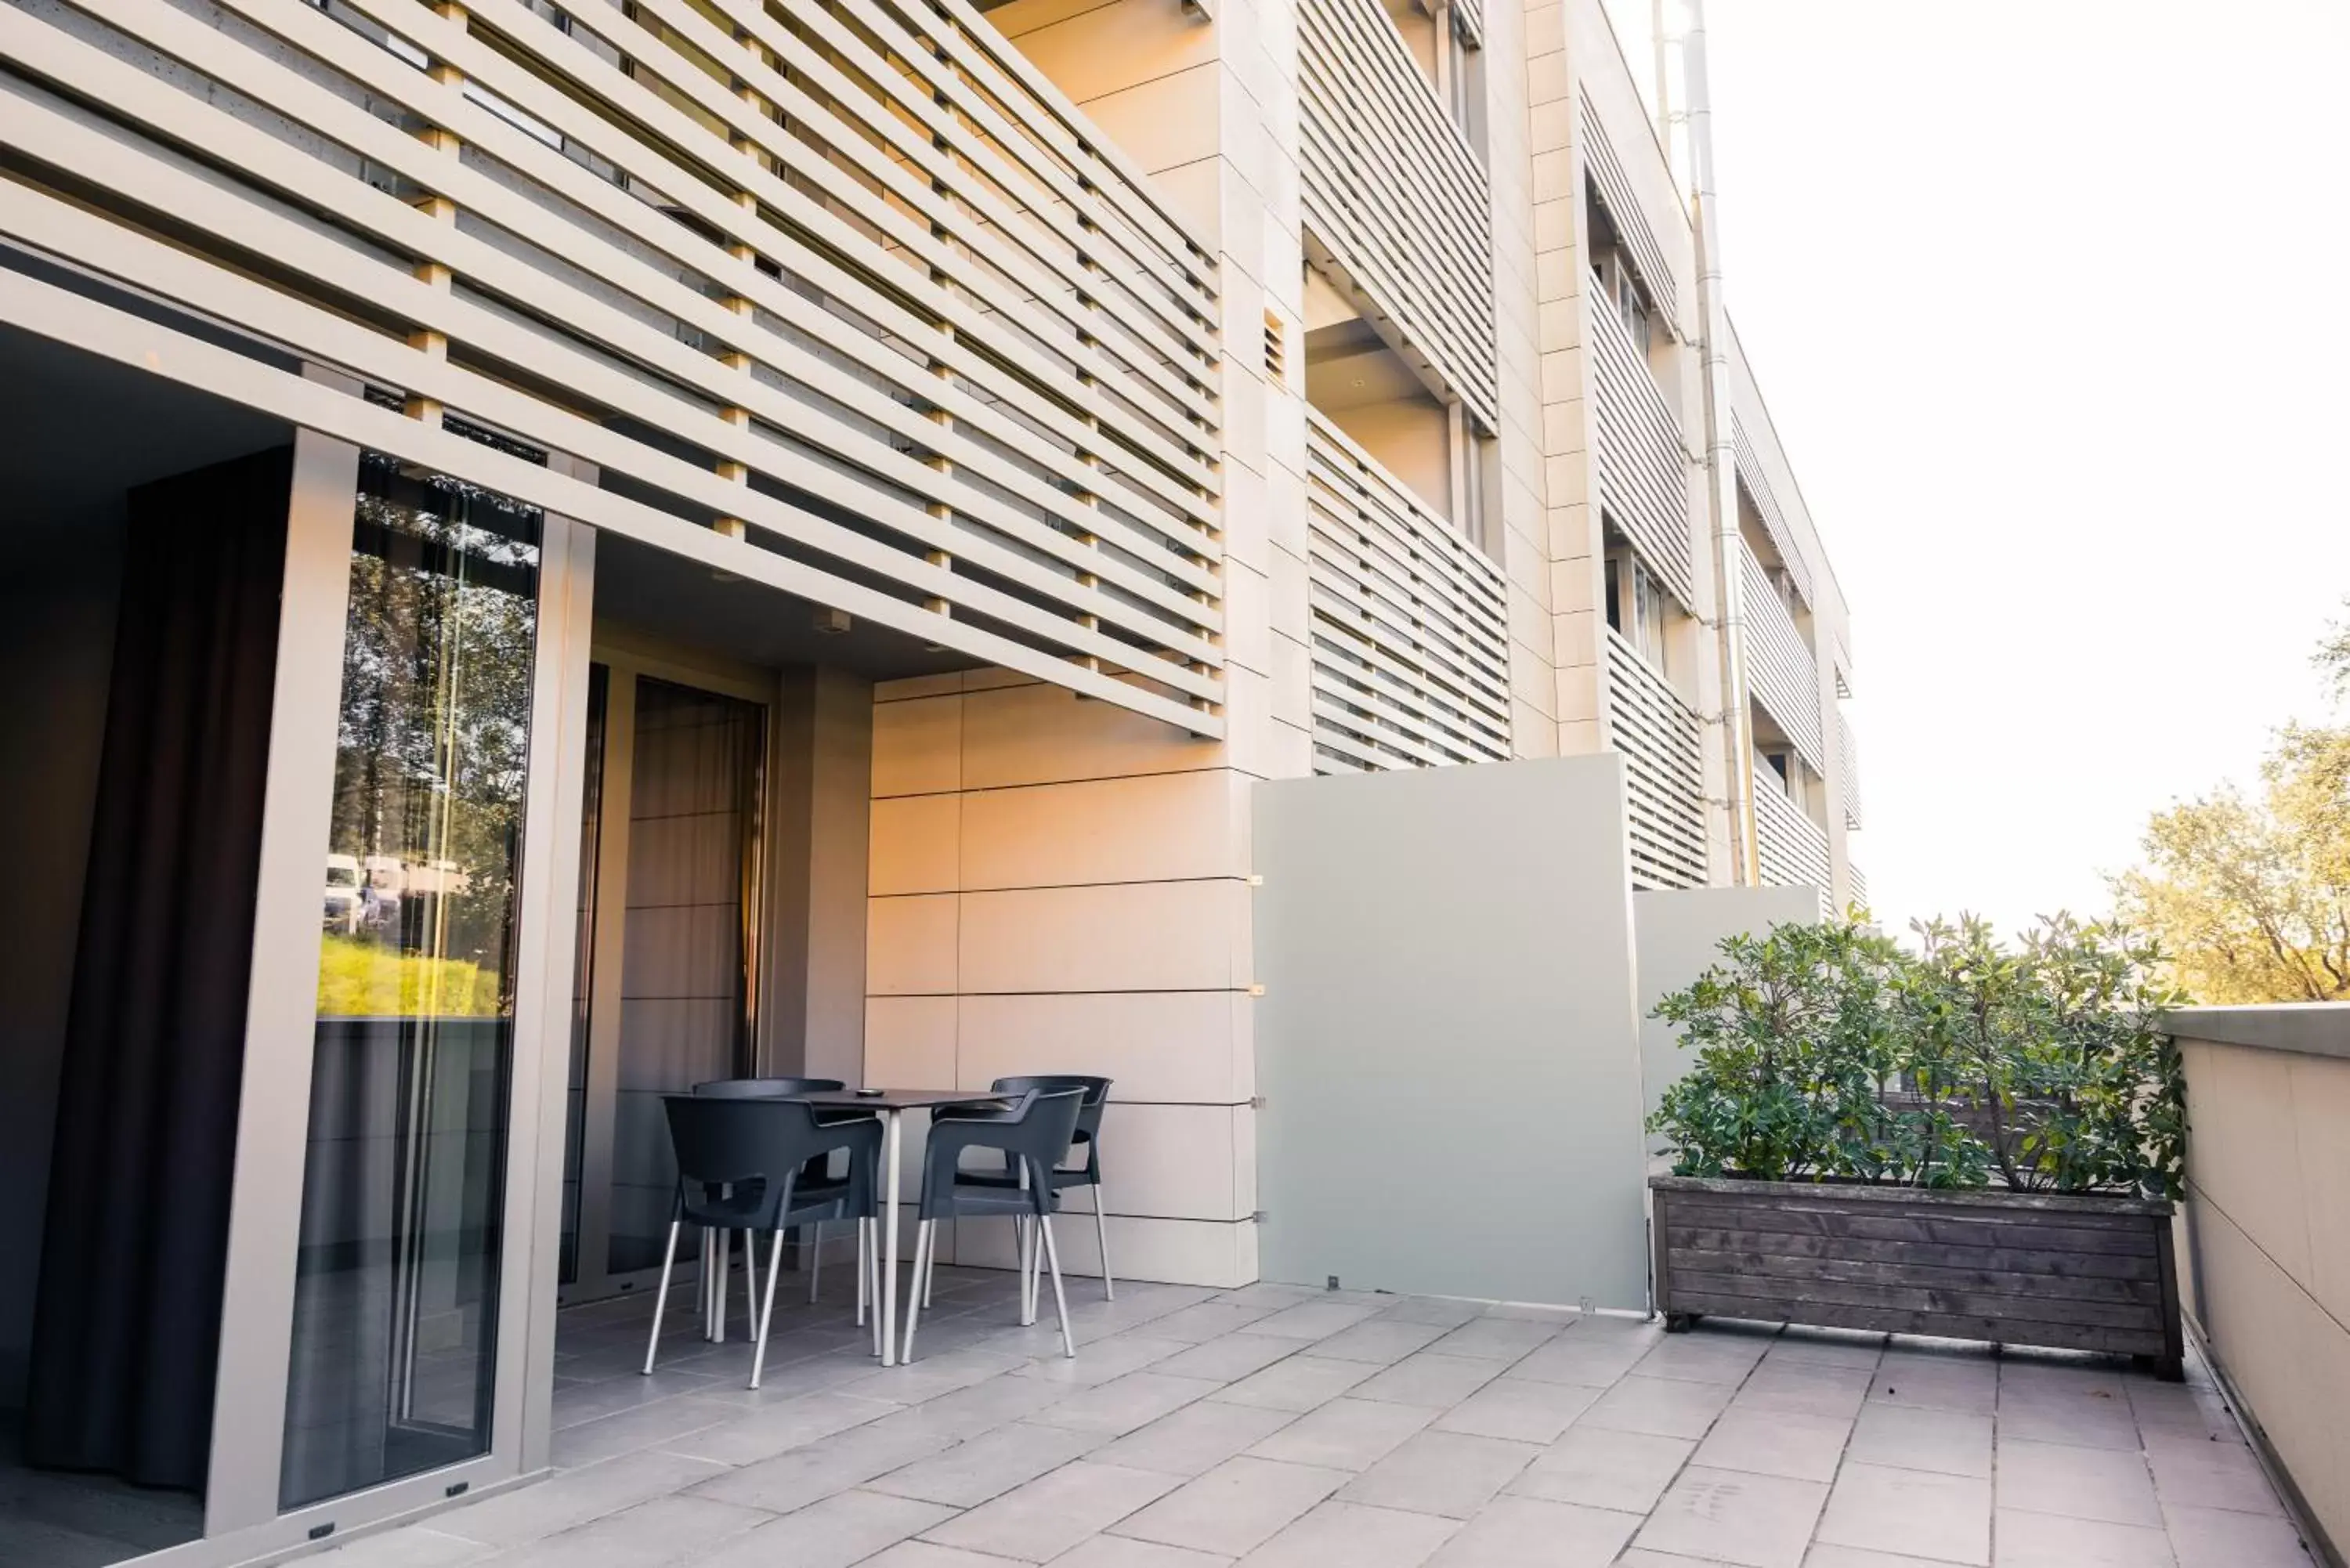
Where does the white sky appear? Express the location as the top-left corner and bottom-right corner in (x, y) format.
(1605, 0), (2350, 938)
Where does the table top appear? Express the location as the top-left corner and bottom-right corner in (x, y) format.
(786, 1088), (1011, 1111)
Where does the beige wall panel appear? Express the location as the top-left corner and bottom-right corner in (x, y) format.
(2191, 1041), (2312, 1281)
(957, 880), (1249, 995)
(1323, 399), (1451, 518)
(1072, 67), (1223, 176)
(872, 692), (964, 798)
(995, 0), (1217, 100)
(868, 793), (960, 896)
(949, 1214), (1258, 1291)
(866, 893), (960, 996)
(864, 995), (958, 1089)
(956, 992), (1253, 1105)
(960, 681), (1223, 791)
(957, 771), (1249, 891)
(1224, 558), (1274, 677)
(2291, 1052), (2350, 1323)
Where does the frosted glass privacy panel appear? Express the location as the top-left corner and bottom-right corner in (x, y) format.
(1251, 755), (1652, 1310)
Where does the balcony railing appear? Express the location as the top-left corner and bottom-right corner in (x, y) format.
(1305, 410), (1511, 771)
(1298, 0), (1498, 432)
(1838, 710), (1864, 829)
(0, 0), (1225, 732)
(1740, 544), (1824, 774)
(1752, 776), (1832, 893)
(1604, 629), (1708, 890)
(1588, 281), (1695, 609)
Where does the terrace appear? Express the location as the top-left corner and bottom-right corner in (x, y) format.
(298, 1260), (2314, 1568)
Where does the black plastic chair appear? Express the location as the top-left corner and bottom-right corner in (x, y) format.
(902, 1086), (1086, 1363)
(960, 1075), (1115, 1301)
(644, 1095), (878, 1387)
(694, 1077), (880, 1318)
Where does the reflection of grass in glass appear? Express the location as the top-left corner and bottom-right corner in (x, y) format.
(317, 933), (501, 1017)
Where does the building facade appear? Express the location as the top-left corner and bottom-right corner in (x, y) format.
(0, 0), (1864, 1558)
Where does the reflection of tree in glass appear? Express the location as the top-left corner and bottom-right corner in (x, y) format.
(324, 457), (540, 1017)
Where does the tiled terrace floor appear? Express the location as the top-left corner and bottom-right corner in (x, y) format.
(323, 1262), (2319, 1568)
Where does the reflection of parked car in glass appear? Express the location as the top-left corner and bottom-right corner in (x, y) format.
(324, 854), (363, 933)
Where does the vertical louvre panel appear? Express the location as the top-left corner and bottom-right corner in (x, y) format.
(1752, 778), (1832, 894)
(1588, 284), (1695, 606)
(1848, 863), (1869, 907)
(1740, 544), (1824, 774)
(1732, 413), (1813, 609)
(0, 0), (1224, 732)
(1605, 629), (1708, 890)
(1579, 103), (1676, 324)
(1297, 0), (1499, 432)
(1306, 411), (1512, 771)
(1838, 710), (1864, 830)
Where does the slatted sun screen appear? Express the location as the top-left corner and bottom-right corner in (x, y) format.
(1587, 276), (1695, 608)
(1838, 709), (1864, 830)
(0, 0), (1225, 735)
(1732, 412), (1814, 610)
(1298, 0), (1499, 434)
(1604, 629), (1708, 890)
(1739, 544), (1824, 776)
(1304, 410), (1511, 771)
(1578, 100), (1676, 328)
(1752, 777), (1831, 894)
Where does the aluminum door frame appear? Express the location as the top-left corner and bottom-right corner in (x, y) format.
(169, 419), (598, 1566)
(558, 640), (775, 1309)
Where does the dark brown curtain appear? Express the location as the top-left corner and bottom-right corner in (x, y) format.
(23, 446), (293, 1491)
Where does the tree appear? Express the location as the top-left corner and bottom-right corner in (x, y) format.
(2110, 609), (2350, 1003)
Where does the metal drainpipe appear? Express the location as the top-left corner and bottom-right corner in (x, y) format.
(1681, 0), (1758, 887)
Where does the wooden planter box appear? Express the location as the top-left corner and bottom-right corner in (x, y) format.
(1650, 1175), (2184, 1379)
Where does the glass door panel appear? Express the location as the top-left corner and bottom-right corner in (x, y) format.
(279, 457), (542, 1510)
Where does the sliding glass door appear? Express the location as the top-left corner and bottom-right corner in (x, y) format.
(277, 456), (541, 1508)
(195, 432), (596, 1563)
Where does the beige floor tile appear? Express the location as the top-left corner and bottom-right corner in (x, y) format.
(1995, 1437), (2160, 1525)
(1234, 1500), (1457, 1568)
(2141, 1429), (2287, 1516)
(1110, 1456), (1349, 1557)
(1992, 1508), (2175, 1567)
(1029, 1373), (1224, 1436)
(1578, 1372), (1737, 1440)
(1846, 1401), (1993, 1479)
(2161, 1502), (2316, 1568)
(1420, 1494), (1638, 1566)
(1093, 1400), (1300, 1476)
(1506, 1425), (1694, 1513)
(1350, 1353), (1506, 1410)
(1635, 1465), (1831, 1568)
(1336, 1431), (1542, 1519)
(920, 1461), (1180, 1563)
(1209, 1355), (1380, 1411)
(1815, 1462), (1990, 1566)
(1692, 1404), (1852, 1483)
(1246, 1397), (1435, 1472)
(1431, 1375), (1601, 1443)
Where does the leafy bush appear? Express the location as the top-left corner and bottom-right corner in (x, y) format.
(1647, 912), (2186, 1198)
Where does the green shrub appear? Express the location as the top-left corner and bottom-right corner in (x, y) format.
(1647, 912), (2186, 1198)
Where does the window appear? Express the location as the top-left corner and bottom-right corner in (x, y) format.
(1605, 537), (1671, 675)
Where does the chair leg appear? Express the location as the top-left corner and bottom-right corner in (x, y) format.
(749, 1229), (786, 1390)
(743, 1228), (759, 1333)
(855, 1217), (868, 1327)
(923, 1223), (937, 1307)
(714, 1228), (729, 1344)
(642, 1219), (682, 1375)
(1038, 1213), (1075, 1359)
(808, 1222), (824, 1305)
(901, 1220), (934, 1364)
(1016, 1216), (1036, 1327)
(1091, 1176), (1114, 1302)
